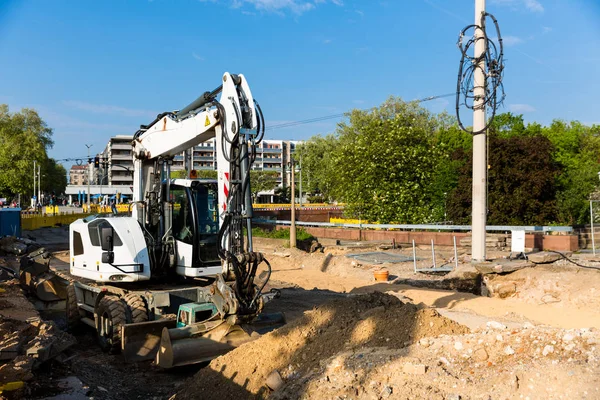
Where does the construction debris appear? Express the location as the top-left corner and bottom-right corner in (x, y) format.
(0, 281), (75, 390)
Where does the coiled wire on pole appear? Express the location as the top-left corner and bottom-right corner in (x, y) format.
(456, 12), (505, 135)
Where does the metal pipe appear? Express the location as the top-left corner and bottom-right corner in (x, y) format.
(453, 236), (459, 269)
(412, 239), (417, 273)
(431, 239), (436, 269)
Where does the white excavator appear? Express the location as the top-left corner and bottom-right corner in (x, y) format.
(66, 72), (280, 367)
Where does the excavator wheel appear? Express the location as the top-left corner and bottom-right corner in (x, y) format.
(65, 283), (82, 332)
(96, 295), (126, 354)
(123, 293), (149, 323)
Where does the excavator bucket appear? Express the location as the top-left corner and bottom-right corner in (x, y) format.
(154, 312), (285, 368)
(121, 319), (177, 362)
(156, 322), (252, 368)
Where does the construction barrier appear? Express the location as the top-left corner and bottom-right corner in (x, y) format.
(82, 204), (131, 214)
(21, 213), (88, 231)
(253, 203), (343, 210)
(22, 204), (132, 230)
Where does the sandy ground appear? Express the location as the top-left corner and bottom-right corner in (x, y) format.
(2, 229), (600, 399)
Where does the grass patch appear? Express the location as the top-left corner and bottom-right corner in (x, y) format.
(252, 227), (315, 241)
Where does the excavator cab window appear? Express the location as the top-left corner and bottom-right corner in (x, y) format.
(171, 188), (194, 245)
(191, 183), (219, 264)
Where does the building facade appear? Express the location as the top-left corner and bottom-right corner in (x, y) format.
(98, 135), (135, 187)
(69, 165), (88, 186)
(70, 134), (299, 203)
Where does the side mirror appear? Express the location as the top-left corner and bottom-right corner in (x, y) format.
(101, 227), (114, 252)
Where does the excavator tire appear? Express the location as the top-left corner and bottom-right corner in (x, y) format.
(123, 293), (149, 323)
(65, 283), (81, 332)
(96, 295), (126, 354)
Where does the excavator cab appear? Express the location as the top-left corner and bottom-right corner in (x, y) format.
(168, 179), (221, 277)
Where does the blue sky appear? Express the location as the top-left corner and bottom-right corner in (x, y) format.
(1, 0), (599, 169)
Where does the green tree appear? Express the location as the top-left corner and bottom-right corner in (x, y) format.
(331, 97), (442, 223)
(542, 120), (600, 224)
(295, 134), (338, 201)
(0, 105), (54, 199)
(42, 159), (67, 195)
(249, 170), (279, 201)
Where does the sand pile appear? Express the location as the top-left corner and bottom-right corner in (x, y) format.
(175, 292), (468, 400)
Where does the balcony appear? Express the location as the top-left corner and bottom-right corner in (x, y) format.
(111, 174), (133, 182)
(111, 153), (131, 160)
(194, 156), (214, 161)
(111, 143), (132, 151)
(262, 158), (282, 163)
(260, 148), (282, 154)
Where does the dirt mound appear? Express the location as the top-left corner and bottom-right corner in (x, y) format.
(175, 292), (468, 400)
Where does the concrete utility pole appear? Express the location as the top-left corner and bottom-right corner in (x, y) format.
(472, 0), (487, 262)
(290, 159), (297, 248)
(299, 153), (302, 208)
(37, 164), (41, 207)
(85, 144), (92, 208)
(33, 160), (36, 208)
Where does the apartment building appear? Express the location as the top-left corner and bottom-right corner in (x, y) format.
(84, 135), (299, 201)
(98, 135), (135, 187)
(69, 165), (88, 185)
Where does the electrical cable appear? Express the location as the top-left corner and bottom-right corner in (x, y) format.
(455, 12), (505, 135)
(265, 92), (457, 132)
(528, 250), (600, 271)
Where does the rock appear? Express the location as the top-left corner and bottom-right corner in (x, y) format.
(0, 237), (28, 255)
(266, 370), (284, 391)
(474, 260), (533, 274)
(309, 240), (323, 253)
(473, 348), (488, 361)
(403, 363), (427, 375)
(446, 395), (461, 400)
(542, 345), (555, 356)
(419, 338), (431, 348)
(454, 342), (463, 351)
(562, 333), (575, 342)
(487, 321), (507, 330)
(527, 251), (564, 264)
(504, 346), (515, 355)
(496, 334), (503, 342)
(380, 385), (393, 398)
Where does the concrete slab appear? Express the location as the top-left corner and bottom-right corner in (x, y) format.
(473, 259), (534, 274)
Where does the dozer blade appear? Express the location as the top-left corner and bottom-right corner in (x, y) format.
(156, 322), (253, 368)
(121, 319), (177, 362)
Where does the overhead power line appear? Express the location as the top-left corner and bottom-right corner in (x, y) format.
(266, 92), (457, 132)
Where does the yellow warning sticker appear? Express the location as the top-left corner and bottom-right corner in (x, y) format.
(205, 115), (211, 127)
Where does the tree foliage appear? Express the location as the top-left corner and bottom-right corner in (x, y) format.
(331, 97), (445, 223)
(300, 101), (600, 226)
(249, 170), (279, 200)
(0, 105), (64, 199)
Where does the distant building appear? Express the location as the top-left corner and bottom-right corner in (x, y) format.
(69, 165), (88, 185)
(69, 134), (300, 204)
(98, 135), (134, 187)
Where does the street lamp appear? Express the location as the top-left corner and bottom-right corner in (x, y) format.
(287, 158), (296, 248)
(85, 144), (92, 209)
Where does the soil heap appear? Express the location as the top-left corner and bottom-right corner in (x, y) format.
(175, 292), (468, 400)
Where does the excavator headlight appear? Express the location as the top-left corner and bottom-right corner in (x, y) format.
(109, 275), (126, 282)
